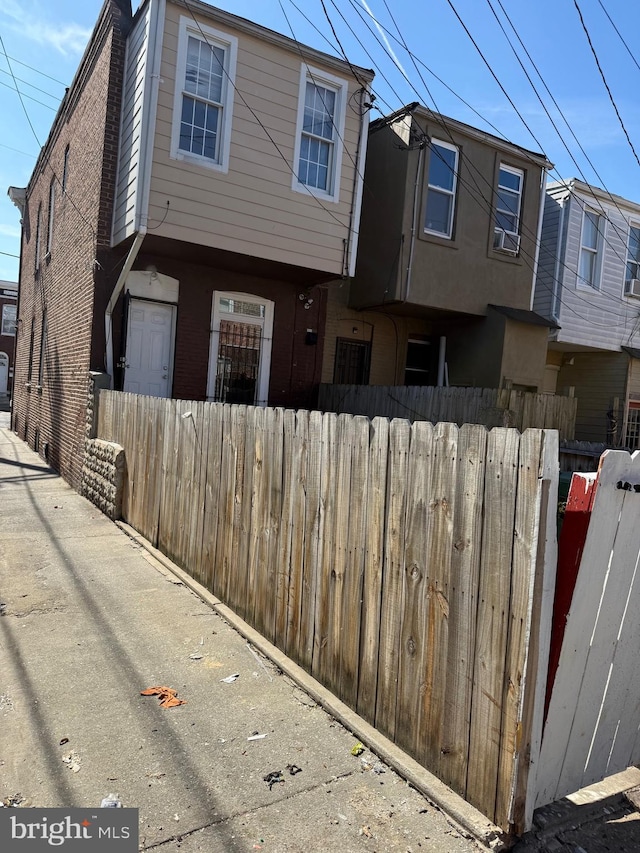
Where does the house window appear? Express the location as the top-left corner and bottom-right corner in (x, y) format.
(333, 339), (371, 384)
(27, 317), (35, 382)
(494, 164), (523, 253)
(424, 140), (458, 238)
(625, 224), (640, 288)
(293, 65), (347, 202)
(170, 17), (237, 171)
(38, 310), (47, 386)
(34, 203), (42, 271)
(207, 292), (274, 405)
(578, 209), (602, 289)
(404, 338), (436, 385)
(62, 145), (70, 192)
(1, 304), (16, 336)
(46, 179), (55, 255)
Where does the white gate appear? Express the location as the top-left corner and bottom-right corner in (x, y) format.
(534, 449), (640, 809)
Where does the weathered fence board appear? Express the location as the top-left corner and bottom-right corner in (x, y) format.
(95, 391), (558, 834)
(319, 384), (576, 441)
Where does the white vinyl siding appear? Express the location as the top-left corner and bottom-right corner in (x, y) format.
(112, 5), (151, 244)
(424, 139), (458, 239)
(170, 18), (237, 172)
(542, 184), (640, 351)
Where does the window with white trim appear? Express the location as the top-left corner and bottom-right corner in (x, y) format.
(494, 164), (523, 253)
(293, 65), (347, 202)
(45, 179), (55, 255)
(34, 203), (42, 271)
(1, 304), (16, 336)
(170, 17), (237, 171)
(424, 139), (458, 238)
(625, 224), (640, 286)
(578, 209), (602, 289)
(207, 292), (274, 405)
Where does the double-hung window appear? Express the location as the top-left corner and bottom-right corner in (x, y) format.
(2, 304), (16, 336)
(578, 209), (602, 289)
(293, 65), (347, 202)
(424, 139), (458, 238)
(625, 224), (640, 289)
(45, 179), (55, 256)
(494, 164), (523, 253)
(171, 18), (237, 171)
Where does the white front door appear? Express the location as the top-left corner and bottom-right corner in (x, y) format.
(124, 299), (175, 398)
(0, 352), (7, 395)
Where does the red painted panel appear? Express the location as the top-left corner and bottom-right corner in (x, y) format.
(544, 471), (598, 722)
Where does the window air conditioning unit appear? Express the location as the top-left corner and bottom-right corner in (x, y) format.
(494, 229), (521, 254)
(625, 278), (640, 299)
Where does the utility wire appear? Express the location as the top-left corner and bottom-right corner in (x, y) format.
(0, 250), (20, 258)
(596, 0), (640, 76)
(0, 66), (61, 102)
(0, 77), (57, 111)
(325, 0), (639, 329)
(2, 53), (67, 87)
(180, 0), (353, 237)
(572, 0), (640, 170)
(0, 141), (37, 158)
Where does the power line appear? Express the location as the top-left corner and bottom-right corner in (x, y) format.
(0, 141), (37, 158)
(1, 53), (67, 87)
(0, 66), (61, 101)
(572, 0), (640, 170)
(0, 77), (57, 111)
(596, 0), (640, 77)
(325, 1), (639, 329)
(0, 250), (20, 258)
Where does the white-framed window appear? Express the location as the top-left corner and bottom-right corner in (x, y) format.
(170, 16), (237, 172)
(494, 163), (523, 253)
(292, 64), (347, 203)
(207, 292), (274, 406)
(625, 223), (640, 286)
(578, 208), (603, 289)
(424, 139), (458, 238)
(1, 304), (16, 336)
(45, 179), (55, 256)
(34, 203), (42, 271)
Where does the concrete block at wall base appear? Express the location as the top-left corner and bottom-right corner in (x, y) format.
(82, 439), (125, 520)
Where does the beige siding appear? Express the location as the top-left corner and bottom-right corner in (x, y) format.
(556, 351), (628, 442)
(112, 5), (150, 244)
(628, 357), (640, 400)
(322, 283), (434, 385)
(147, 2), (365, 275)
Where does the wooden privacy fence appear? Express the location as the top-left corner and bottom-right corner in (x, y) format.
(95, 391), (558, 834)
(318, 384), (577, 441)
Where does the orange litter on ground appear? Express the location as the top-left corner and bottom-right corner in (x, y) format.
(140, 686), (186, 708)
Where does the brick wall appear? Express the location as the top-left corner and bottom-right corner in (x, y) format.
(12, 0), (131, 489)
(130, 253), (327, 410)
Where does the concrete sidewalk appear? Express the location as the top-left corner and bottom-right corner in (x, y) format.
(0, 426), (483, 852)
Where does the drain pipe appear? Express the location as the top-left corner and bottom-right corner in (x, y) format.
(104, 228), (146, 385)
(437, 335), (446, 387)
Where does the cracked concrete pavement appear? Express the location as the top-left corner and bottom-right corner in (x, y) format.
(0, 420), (482, 852)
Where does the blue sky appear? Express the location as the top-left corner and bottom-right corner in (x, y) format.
(1, 0), (639, 282)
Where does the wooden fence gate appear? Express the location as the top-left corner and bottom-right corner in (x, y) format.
(94, 391), (559, 834)
(534, 450), (640, 814)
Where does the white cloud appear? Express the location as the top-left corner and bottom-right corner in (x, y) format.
(0, 224), (21, 238)
(1, 0), (91, 56)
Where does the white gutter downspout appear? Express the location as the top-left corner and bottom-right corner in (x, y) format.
(104, 228), (146, 385)
(346, 85), (371, 278)
(530, 166), (549, 311)
(404, 143), (425, 302)
(103, 0), (165, 386)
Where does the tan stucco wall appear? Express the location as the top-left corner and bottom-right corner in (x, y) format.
(501, 319), (548, 390)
